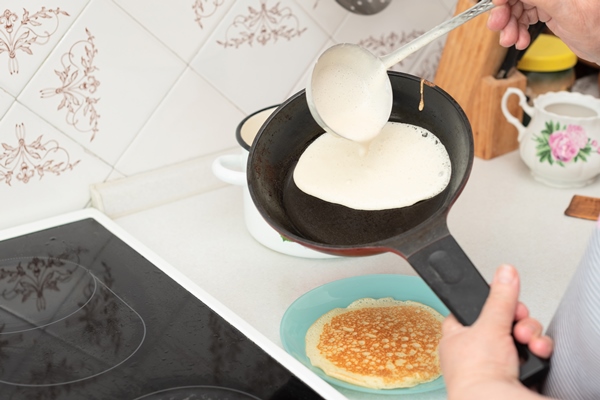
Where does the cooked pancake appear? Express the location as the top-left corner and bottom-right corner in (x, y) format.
(305, 297), (443, 389)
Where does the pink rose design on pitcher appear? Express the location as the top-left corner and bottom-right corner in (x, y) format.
(548, 125), (588, 162)
(534, 121), (599, 166)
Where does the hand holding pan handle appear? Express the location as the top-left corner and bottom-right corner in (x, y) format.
(402, 221), (549, 387)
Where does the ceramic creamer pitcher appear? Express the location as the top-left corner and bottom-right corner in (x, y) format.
(501, 88), (600, 188)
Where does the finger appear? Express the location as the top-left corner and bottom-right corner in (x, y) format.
(515, 301), (529, 321)
(499, 14), (520, 47)
(487, 5), (511, 31)
(515, 22), (532, 50)
(513, 317), (543, 344)
(476, 264), (520, 332)
(513, 317), (554, 359)
(529, 335), (554, 359)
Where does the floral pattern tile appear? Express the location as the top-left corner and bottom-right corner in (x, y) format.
(114, 67), (245, 176)
(0, 0), (89, 97)
(114, 0), (236, 63)
(0, 121), (80, 186)
(39, 28), (101, 140)
(333, 0), (452, 78)
(293, 0), (347, 36)
(0, 101), (111, 230)
(190, 0), (329, 113)
(0, 88), (14, 119)
(17, 0), (186, 166)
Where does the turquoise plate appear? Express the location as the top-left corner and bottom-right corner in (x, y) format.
(280, 274), (449, 395)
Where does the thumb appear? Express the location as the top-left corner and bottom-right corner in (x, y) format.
(476, 264), (520, 333)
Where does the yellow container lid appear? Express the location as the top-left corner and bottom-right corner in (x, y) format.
(517, 34), (577, 72)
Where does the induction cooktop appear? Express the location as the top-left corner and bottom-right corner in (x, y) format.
(0, 209), (344, 400)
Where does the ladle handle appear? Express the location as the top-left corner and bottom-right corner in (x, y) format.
(380, 0), (495, 68)
(406, 233), (549, 386)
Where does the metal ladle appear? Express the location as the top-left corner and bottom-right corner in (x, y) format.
(306, 0), (495, 142)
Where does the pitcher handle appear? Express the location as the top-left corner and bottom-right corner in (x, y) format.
(211, 154), (246, 186)
(501, 87), (534, 142)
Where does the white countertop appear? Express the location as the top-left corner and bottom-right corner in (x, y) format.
(113, 150), (600, 400)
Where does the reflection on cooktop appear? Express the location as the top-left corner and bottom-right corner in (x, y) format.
(0, 257), (146, 386)
(0, 218), (324, 400)
(134, 385), (261, 400)
(0, 258), (97, 333)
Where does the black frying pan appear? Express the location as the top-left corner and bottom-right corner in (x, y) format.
(247, 71), (548, 385)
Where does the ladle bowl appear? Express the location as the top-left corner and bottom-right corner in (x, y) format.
(248, 71), (549, 386)
(307, 0), (495, 141)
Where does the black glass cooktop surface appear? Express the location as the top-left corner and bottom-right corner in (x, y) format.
(0, 217), (325, 400)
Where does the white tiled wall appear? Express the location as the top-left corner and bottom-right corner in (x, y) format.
(0, 0), (457, 229)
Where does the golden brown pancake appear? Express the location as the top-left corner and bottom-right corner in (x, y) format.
(305, 297), (443, 389)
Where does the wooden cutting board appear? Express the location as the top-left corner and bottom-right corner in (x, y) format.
(434, 0), (526, 159)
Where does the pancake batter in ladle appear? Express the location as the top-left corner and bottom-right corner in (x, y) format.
(305, 0), (495, 143)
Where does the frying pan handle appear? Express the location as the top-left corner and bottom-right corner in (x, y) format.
(407, 234), (488, 325)
(406, 234), (549, 386)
